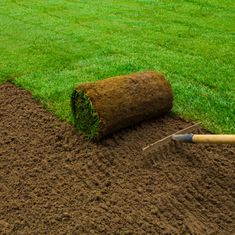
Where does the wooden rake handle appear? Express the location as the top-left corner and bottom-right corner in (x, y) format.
(172, 134), (235, 144)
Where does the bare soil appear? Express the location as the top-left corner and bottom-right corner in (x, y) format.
(0, 83), (234, 235)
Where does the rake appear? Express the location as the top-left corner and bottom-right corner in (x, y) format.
(142, 123), (235, 155)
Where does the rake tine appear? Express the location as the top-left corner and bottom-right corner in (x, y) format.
(142, 123), (201, 155)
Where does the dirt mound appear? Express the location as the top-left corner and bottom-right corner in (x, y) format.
(0, 83), (234, 235)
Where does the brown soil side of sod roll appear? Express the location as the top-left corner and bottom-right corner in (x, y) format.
(1, 83), (235, 234)
(72, 71), (173, 139)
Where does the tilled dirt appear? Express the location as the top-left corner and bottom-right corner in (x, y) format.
(0, 83), (234, 235)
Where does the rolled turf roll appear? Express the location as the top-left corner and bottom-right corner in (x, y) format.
(71, 71), (173, 139)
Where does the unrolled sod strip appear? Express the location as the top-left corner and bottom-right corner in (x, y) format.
(71, 71), (173, 140)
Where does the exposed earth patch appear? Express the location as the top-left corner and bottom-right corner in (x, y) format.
(0, 83), (234, 234)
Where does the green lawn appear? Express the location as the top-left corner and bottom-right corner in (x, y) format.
(0, 0), (234, 133)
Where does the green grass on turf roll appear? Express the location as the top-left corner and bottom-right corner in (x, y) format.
(71, 90), (100, 139)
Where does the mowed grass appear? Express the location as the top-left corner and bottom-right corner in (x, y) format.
(0, 0), (234, 133)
